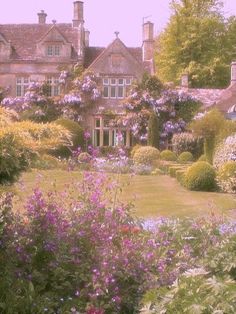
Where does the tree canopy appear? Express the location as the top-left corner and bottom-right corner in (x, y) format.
(155, 0), (236, 88)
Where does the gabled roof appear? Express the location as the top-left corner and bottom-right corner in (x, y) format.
(177, 87), (224, 109)
(38, 24), (70, 44)
(214, 83), (236, 112)
(0, 23), (79, 60)
(86, 37), (146, 76)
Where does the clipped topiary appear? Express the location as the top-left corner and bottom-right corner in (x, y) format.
(178, 151), (194, 163)
(133, 146), (160, 166)
(53, 118), (84, 158)
(184, 161), (216, 191)
(217, 161), (236, 193)
(160, 150), (177, 161)
(130, 144), (142, 159)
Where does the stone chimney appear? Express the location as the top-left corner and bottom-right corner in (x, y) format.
(231, 61), (236, 85)
(38, 10), (47, 24)
(142, 21), (154, 61)
(73, 1), (84, 28)
(181, 74), (189, 88)
(84, 29), (90, 47)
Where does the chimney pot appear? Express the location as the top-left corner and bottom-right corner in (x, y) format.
(73, 1), (84, 28)
(142, 21), (154, 61)
(38, 10), (47, 24)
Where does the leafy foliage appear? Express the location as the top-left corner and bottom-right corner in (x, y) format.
(52, 118), (84, 158)
(184, 161), (216, 191)
(133, 146), (160, 166)
(147, 112), (160, 148)
(172, 132), (203, 158)
(160, 150), (177, 161)
(177, 151), (194, 163)
(190, 109), (226, 163)
(155, 0), (235, 88)
(217, 161), (236, 193)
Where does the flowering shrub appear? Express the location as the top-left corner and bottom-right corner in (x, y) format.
(133, 146), (160, 166)
(0, 173), (195, 313)
(214, 133), (236, 169)
(184, 161), (216, 191)
(141, 224), (236, 314)
(1, 171), (236, 313)
(59, 73), (101, 121)
(160, 150), (177, 161)
(1, 81), (61, 122)
(217, 161), (236, 193)
(119, 77), (200, 145)
(172, 132), (203, 158)
(177, 151), (194, 163)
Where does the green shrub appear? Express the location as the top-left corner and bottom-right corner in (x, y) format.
(147, 112), (159, 148)
(160, 150), (177, 161)
(176, 169), (186, 184)
(157, 161), (178, 174)
(178, 151), (194, 163)
(0, 133), (32, 184)
(172, 132), (203, 158)
(169, 165), (188, 178)
(133, 146), (160, 166)
(31, 154), (61, 170)
(130, 144), (142, 159)
(198, 154), (207, 161)
(53, 118), (84, 158)
(217, 161), (236, 193)
(184, 161), (216, 191)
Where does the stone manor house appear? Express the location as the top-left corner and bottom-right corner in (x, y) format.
(1, 1), (236, 147)
(0, 1), (155, 147)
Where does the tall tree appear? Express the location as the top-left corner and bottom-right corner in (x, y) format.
(155, 0), (235, 88)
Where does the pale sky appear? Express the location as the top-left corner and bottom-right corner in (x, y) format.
(1, 0), (236, 47)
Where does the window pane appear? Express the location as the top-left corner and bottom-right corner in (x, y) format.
(16, 85), (22, 97)
(118, 86), (124, 98)
(16, 78), (22, 84)
(103, 86), (109, 98)
(103, 78), (109, 85)
(110, 78), (116, 85)
(54, 86), (59, 96)
(103, 130), (109, 146)
(95, 118), (100, 128)
(110, 86), (116, 98)
(126, 78), (131, 85)
(112, 130), (116, 146)
(54, 46), (60, 56)
(122, 130), (127, 146)
(95, 129), (100, 147)
(118, 78), (124, 85)
(47, 46), (53, 56)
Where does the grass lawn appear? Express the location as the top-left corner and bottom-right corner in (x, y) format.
(7, 169), (236, 219)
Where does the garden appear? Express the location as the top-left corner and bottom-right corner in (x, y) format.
(1, 71), (236, 313)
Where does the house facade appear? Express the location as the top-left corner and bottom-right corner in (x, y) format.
(0, 1), (155, 147)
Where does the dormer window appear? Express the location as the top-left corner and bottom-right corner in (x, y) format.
(46, 45), (60, 56)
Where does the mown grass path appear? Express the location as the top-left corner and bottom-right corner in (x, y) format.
(9, 169), (236, 218)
